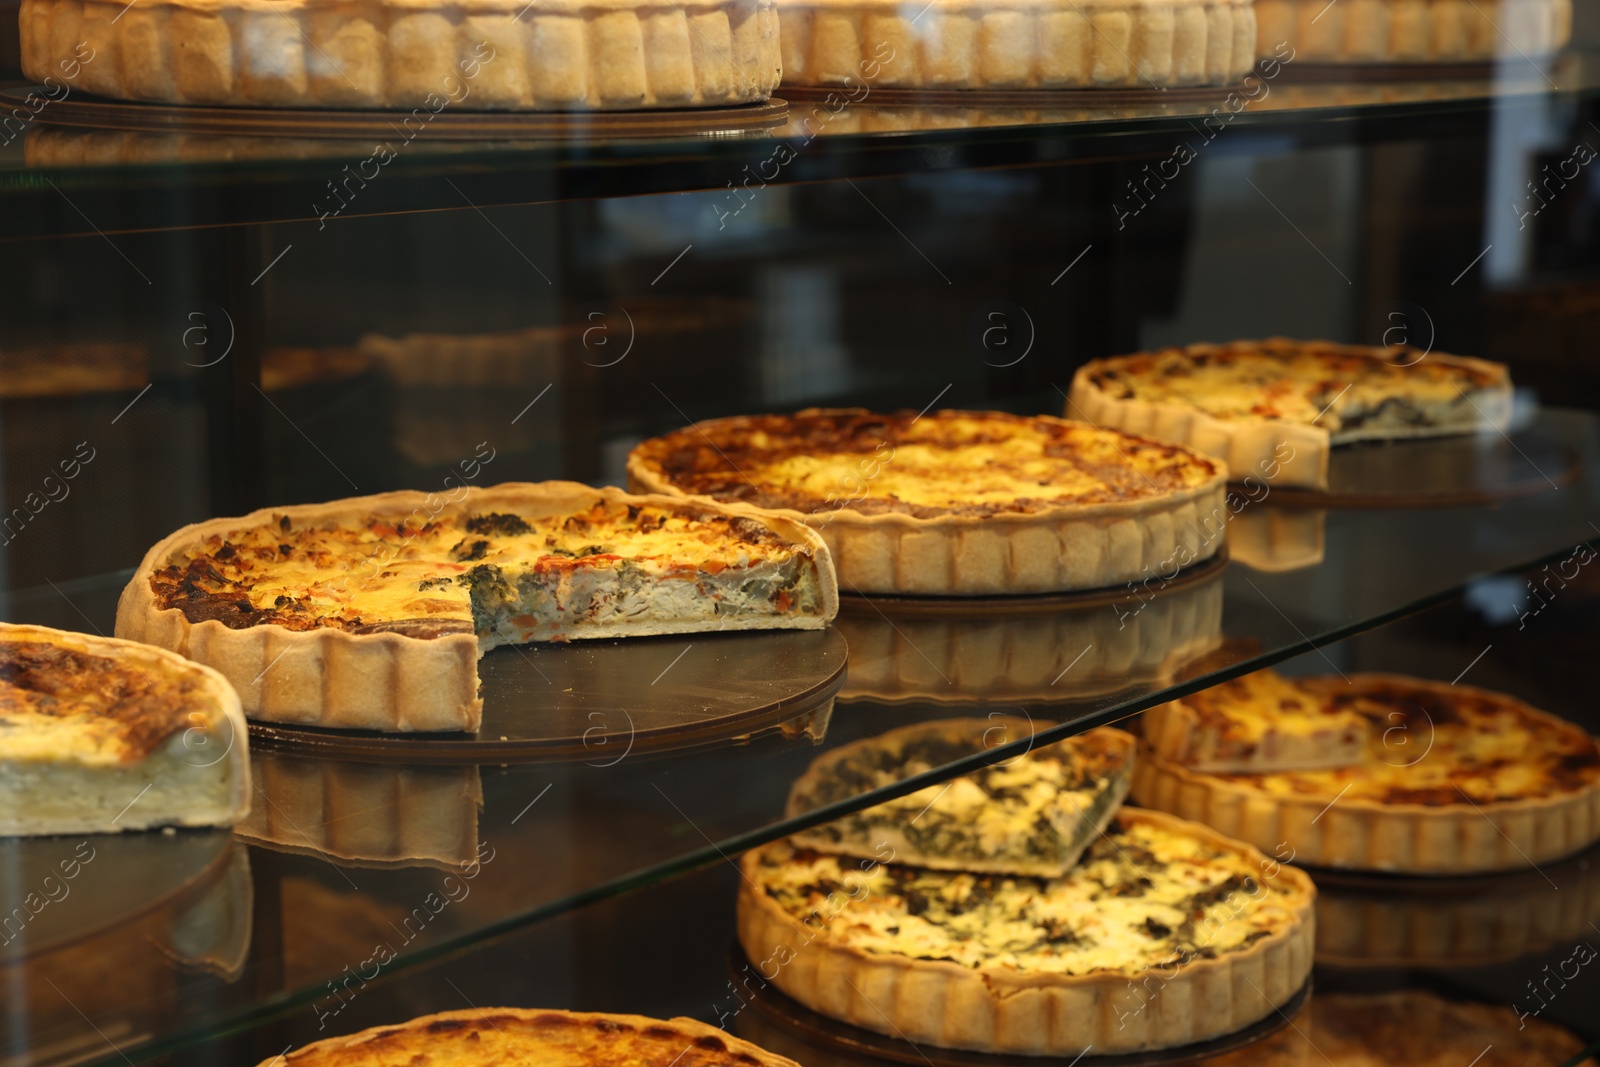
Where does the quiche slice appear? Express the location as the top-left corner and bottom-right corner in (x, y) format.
(1133, 674), (1600, 874)
(259, 1009), (800, 1067)
(1069, 339), (1513, 489)
(1142, 668), (1368, 772)
(116, 482), (839, 732)
(0, 622), (249, 836)
(786, 720), (1135, 878)
(627, 408), (1228, 596)
(739, 808), (1315, 1055)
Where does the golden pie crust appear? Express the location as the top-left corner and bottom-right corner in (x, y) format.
(628, 409), (1229, 596)
(1257, 0), (1571, 64)
(1068, 338), (1513, 490)
(1131, 675), (1600, 874)
(115, 482), (838, 733)
(778, 0), (1256, 89)
(257, 1008), (803, 1067)
(21, 0), (780, 110)
(737, 807), (1315, 1055)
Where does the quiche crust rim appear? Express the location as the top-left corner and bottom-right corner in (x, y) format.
(21, 0), (781, 111)
(116, 481), (840, 734)
(736, 807), (1316, 1055)
(1255, 0), (1571, 64)
(776, 0), (1257, 91)
(1130, 675), (1600, 874)
(1067, 339), (1515, 490)
(255, 1008), (805, 1067)
(0, 620), (251, 835)
(626, 410), (1231, 596)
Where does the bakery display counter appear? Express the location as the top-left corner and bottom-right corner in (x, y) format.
(3, 404), (1598, 1067)
(0, 51), (1591, 236)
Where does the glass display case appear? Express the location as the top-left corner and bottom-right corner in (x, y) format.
(2, 8), (1600, 1065)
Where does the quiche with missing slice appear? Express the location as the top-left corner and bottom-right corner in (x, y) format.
(786, 720), (1135, 878)
(1069, 339), (1513, 489)
(1133, 673), (1600, 873)
(738, 808), (1315, 1055)
(1142, 668), (1367, 772)
(260, 1009), (801, 1067)
(0, 622), (248, 836)
(116, 482), (838, 732)
(628, 409), (1228, 595)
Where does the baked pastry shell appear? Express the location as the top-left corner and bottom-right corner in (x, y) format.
(1256, 0), (1571, 64)
(1068, 340), (1514, 490)
(737, 808), (1315, 1055)
(777, 0), (1257, 90)
(627, 412), (1230, 596)
(116, 481), (839, 733)
(0, 621), (251, 835)
(1131, 677), (1600, 874)
(22, 0), (781, 110)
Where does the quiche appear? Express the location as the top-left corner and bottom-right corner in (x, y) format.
(116, 482), (838, 732)
(786, 720), (1136, 877)
(1068, 339), (1513, 489)
(778, 0), (1256, 90)
(1256, 0), (1571, 65)
(627, 409), (1228, 595)
(1308, 991), (1589, 1067)
(22, 0), (780, 110)
(738, 808), (1315, 1055)
(1132, 674), (1600, 873)
(0, 622), (249, 836)
(1142, 668), (1367, 772)
(259, 1009), (801, 1067)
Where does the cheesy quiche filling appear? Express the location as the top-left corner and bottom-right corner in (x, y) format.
(755, 818), (1298, 975)
(0, 638), (238, 831)
(1151, 668), (1368, 772)
(790, 724), (1133, 877)
(631, 410), (1221, 518)
(1086, 342), (1508, 438)
(1217, 678), (1600, 805)
(150, 501), (828, 645)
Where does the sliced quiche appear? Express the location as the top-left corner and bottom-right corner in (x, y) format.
(786, 719), (1134, 878)
(117, 482), (839, 732)
(739, 808), (1315, 1055)
(1070, 339), (1513, 489)
(1142, 668), (1367, 772)
(1134, 673), (1600, 873)
(0, 622), (248, 836)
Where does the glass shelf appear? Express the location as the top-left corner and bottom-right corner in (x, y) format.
(0, 52), (1594, 235)
(4, 406), (1598, 1067)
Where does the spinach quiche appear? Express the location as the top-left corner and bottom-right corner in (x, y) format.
(627, 409), (1228, 595)
(259, 1009), (800, 1067)
(0, 622), (248, 836)
(738, 807), (1315, 1055)
(1142, 667), (1367, 772)
(116, 482), (838, 732)
(1133, 673), (1600, 873)
(1069, 339), (1513, 489)
(786, 720), (1134, 877)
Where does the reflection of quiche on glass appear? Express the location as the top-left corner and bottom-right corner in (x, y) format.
(1134, 671), (1600, 873)
(786, 719), (1135, 877)
(1069, 339), (1513, 489)
(629, 408), (1227, 596)
(117, 482), (837, 733)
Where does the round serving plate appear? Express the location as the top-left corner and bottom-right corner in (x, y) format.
(0, 828), (235, 963)
(779, 82), (1239, 108)
(838, 548), (1227, 617)
(727, 945), (1311, 1067)
(1277, 59), (1498, 82)
(0, 86), (789, 140)
(247, 626), (846, 764)
(1254, 425), (1580, 508)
